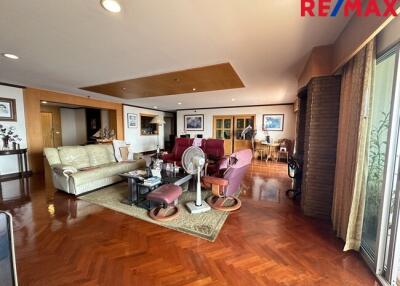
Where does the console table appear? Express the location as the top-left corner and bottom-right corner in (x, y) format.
(0, 148), (31, 181)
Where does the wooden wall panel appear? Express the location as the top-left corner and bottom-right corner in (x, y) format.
(81, 63), (244, 99)
(301, 76), (341, 219)
(24, 88), (124, 173)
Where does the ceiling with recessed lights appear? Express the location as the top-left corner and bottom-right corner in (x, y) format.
(81, 63), (244, 98)
(0, 0), (350, 111)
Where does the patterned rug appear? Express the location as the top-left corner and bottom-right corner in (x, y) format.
(79, 182), (230, 242)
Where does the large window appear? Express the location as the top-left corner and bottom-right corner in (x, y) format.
(361, 45), (400, 286)
(362, 52), (397, 261)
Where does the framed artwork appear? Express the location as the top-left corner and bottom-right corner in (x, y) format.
(127, 113), (138, 128)
(263, 114), (284, 131)
(0, 97), (17, 121)
(184, 114), (204, 131)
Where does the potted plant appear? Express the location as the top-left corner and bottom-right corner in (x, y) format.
(0, 125), (22, 150)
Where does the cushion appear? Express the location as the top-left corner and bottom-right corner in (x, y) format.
(119, 147), (129, 161)
(44, 148), (62, 166)
(70, 159), (146, 186)
(147, 184), (183, 204)
(58, 146), (90, 169)
(85, 144), (116, 167)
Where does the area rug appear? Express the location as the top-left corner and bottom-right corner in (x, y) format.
(79, 182), (230, 242)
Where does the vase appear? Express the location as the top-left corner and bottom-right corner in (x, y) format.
(2, 136), (10, 150)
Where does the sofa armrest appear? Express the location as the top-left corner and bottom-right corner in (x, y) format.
(51, 164), (78, 177)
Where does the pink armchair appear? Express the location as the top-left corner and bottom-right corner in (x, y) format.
(202, 149), (253, 211)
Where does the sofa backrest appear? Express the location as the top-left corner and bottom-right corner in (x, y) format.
(202, 139), (224, 161)
(85, 144), (116, 166)
(44, 144), (117, 169)
(58, 146), (91, 169)
(173, 138), (194, 161)
(44, 148), (61, 166)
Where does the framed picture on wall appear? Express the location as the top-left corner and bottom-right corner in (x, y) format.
(0, 97), (17, 121)
(127, 113), (138, 128)
(263, 114), (284, 131)
(184, 114), (204, 131)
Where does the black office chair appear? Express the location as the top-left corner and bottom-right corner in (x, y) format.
(286, 156), (302, 199)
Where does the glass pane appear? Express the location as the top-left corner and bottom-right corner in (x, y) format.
(224, 119), (231, 129)
(236, 119), (244, 129)
(216, 130), (223, 139)
(224, 130), (231, 139)
(236, 129), (243, 140)
(216, 119), (222, 129)
(362, 52), (396, 260)
(245, 118), (254, 128)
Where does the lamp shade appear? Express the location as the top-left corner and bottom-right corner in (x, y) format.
(150, 116), (166, 125)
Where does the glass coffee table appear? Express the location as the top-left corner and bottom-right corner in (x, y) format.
(120, 169), (193, 209)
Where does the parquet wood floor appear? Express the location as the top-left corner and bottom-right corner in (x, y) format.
(0, 161), (379, 286)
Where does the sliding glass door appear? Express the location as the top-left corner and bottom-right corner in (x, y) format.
(361, 51), (397, 263)
(361, 45), (400, 285)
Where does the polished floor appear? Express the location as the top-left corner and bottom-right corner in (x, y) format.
(0, 161), (378, 286)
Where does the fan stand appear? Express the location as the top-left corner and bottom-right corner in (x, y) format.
(186, 168), (211, 214)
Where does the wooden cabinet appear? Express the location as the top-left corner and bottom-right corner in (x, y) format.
(213, 116), (233, 155)
(213, 114), (255, 155)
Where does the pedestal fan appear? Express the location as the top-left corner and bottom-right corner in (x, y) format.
(181, 146), (211, 214)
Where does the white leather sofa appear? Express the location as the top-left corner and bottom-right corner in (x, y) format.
(44, 144), (146, 195)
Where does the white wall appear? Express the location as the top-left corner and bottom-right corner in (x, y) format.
(123, 105), (171, 153)
(101, 109), (109, 129)
(177, 105), (295, 142)
(60, 108), (87, 146)
(0, 85), (28, 175)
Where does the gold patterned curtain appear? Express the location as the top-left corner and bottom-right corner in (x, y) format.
(331, 40), (375, 251)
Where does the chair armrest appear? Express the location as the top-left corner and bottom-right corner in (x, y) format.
(202, 176), (229, 186)
(51, 164), (78, 177)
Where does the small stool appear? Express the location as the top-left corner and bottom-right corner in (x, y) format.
(147, 184), (183, 222)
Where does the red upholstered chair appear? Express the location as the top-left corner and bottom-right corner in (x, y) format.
(202, 139), (225, 176)
(162, 138), (193, 166)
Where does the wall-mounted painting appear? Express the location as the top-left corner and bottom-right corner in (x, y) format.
(263, 114), (284, 131)
(184, 114), (204, 131)
(0, 97), (17, 121)
(127, 113), (138, 128)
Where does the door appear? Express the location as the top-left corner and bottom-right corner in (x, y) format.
(40, 112), (54, 148)
(360, 45), (400, 285)
(213, 116), (233, 155)
(233, 115), (255, 152)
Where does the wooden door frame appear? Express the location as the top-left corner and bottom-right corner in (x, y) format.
(24, 88), (124, 173)
(233, 114), (256, 152)
(212, 114), (256, 154)
(213, 115), (234, 155)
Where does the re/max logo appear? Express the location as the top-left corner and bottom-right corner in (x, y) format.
(301, 0), (399, 16)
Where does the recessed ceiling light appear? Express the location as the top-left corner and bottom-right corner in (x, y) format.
(231, 98), (236, 102)
(41, 101), (48, 104)
(178, 102), (182, 105)
(122, 87), (126, 90)
(100, 0), (121, 13)
(192, 88), (197, 91)
(153, 106), (158, 109)
(2, 53), (19, 60)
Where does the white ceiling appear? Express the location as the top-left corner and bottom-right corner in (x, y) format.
(0, 0), (350, 111)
